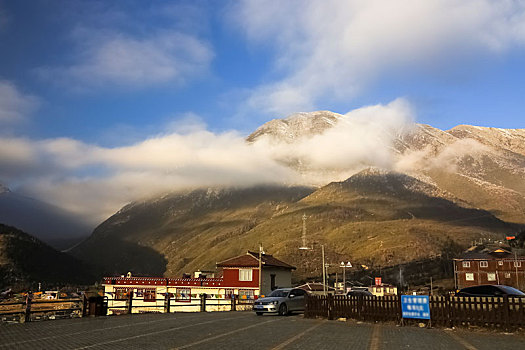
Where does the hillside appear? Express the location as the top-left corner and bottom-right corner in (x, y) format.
(71, 170), (515, 282)
(71, 185), (314, 277)
(0, 224), (95, 290)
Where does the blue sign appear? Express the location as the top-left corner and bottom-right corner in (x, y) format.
(401, 295), (430, 320)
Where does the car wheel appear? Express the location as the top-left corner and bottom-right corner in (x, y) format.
(256, 312), (263, 316)
(278, 303), (288, 316)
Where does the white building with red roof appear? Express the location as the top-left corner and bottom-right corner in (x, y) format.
(102, 251), (295, 314)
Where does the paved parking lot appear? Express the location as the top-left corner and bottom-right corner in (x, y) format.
(1, 312), (524, 349)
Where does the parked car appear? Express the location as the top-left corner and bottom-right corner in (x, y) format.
(253, 288), (307, 316)
(456, 285), (525, 297)
(346, 289), (373, 297)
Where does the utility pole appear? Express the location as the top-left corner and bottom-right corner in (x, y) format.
(343, 263), (345, 293)
(340, 261), (352, 294)
(514, 251), (520, 289)
(259, 243), (263, 297)
(322, 245), (326, 296)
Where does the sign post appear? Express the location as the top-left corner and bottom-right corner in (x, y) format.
(401, 295), (431, 326)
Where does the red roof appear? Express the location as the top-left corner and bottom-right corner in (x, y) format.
(216, 251), (295, 270)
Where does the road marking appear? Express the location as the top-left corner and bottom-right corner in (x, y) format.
(270, 320), (326, 350)
(368, 324), (381, 350)
(173, 317), (283, 349)
(0, 314), (202, 348)
(72, 314), (252, 350)
(447, 331), (479, 350)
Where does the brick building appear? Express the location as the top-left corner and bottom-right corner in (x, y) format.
(453, 246), (525, 290)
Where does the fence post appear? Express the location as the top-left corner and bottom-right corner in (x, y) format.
(231, 294), (237, 311)
(304, 294), (309, 318)
(81, 293), (88, 317)
(24, 292), (32, 323)
(445, 295), (453, 328)
(503, 296), (510, 331)
(327, 294), (334, 320)
(200, 294), (206, 312)
(164, 293), (171, 313)
(127, 291), (133, 314)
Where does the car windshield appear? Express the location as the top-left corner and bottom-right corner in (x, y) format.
(268, 290), (289, 297)
(497, 285), (525, 296)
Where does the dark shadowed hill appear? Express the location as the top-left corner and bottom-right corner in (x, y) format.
(0, 224), (96, 290)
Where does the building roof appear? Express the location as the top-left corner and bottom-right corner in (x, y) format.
(454, 245), (522, 260)
(216, 251), (295, 270)
(296, 282), (336, 292)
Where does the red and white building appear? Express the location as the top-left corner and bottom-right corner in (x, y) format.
(102, 251), (295, 314)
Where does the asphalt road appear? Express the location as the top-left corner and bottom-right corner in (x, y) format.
(1, 312), (524, 350)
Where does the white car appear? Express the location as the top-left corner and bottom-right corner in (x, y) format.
(253, 288), (307, 316)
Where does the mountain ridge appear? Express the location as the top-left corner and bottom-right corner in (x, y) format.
(6, 111), (524, 287)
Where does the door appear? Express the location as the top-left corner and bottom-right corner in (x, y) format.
(288, 289), (306, 311)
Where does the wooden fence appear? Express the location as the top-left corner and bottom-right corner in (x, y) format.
(1, 292), (255, 323)
(0, 297), (85, 323)
(305, 294), (525, 330)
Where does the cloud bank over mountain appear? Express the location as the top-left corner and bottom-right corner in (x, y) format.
(0, 99), (415, 223)
(230, 0), (525, 116)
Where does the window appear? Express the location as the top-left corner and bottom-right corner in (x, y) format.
(465, 273), (474, 281)
(498, 260), (504, 266)
(114, 288), (128, 300)
(487, 273), (496, 281)
(290, 289), (306, 297)
(143, 289), (156, 302)
(505, 272), (511, 278)
(514, 261), (522, 268)
(239, 268), (253, 281)
(462, 261), (470, 268)
(480, 261), (488, 268)
(175, 288), (191, 302)
(224, 289), (234, 299)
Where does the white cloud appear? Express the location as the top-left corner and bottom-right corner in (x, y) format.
(231, 0), (525, 116)
(0, 81), (39, 125)
(38, 30), (213, 89)
(0, 100), (415, 224)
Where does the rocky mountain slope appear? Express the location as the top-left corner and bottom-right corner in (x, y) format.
(0, 224), (95, 290)
(69, 111), (524, 282)
(0, 185), (92, 250)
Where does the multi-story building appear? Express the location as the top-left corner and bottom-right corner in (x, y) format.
(453, 246), (525, 290)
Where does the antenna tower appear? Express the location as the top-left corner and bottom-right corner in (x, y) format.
(299, 213), (310, 250)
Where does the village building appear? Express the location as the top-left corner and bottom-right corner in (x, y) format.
(368, 283), (398, 297)
(102, 251), (295, 314)
(217, 251), (295, 296)
(453, 246), (525, 290)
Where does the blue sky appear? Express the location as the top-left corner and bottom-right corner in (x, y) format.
(1, 0), (525, 223)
